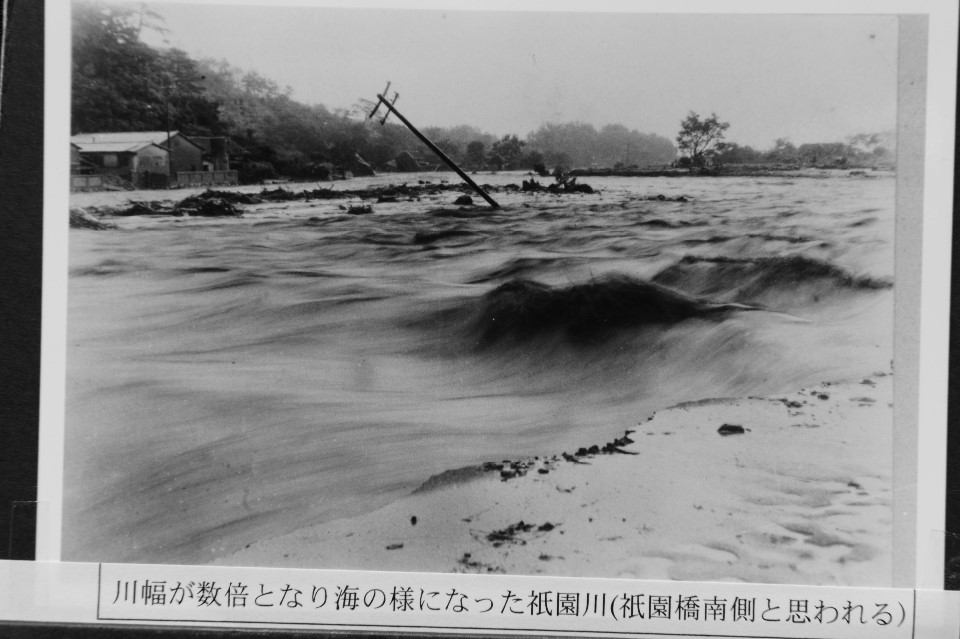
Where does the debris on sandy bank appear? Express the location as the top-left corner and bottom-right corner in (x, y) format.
(220, 373), (893, 585)
(717, 424), (747, 436)
(185, 198), (242, 217)
(521, 177), (594, 194)
(80, 179), (602, 220)
(484, 521), (560, 547)
(70, 209), (118, 230)
(415, 429), (641, 489)
(94, 196), (242, 218)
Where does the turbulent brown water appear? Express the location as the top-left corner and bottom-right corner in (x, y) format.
(64, 171), (894, 564)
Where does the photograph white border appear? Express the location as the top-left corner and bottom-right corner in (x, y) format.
(36, 0), (959, 615)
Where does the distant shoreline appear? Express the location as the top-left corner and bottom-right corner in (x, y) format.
(568, 166), (894, 179)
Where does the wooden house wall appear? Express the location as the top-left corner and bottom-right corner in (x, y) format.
(168, 135), (204, 174)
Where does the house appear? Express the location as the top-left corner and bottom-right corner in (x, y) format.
(70, 142), (81, 173)
(70, 138), (169, 188)
(189, 136), (238, 171)
(69, 141), (109, 191)
(71, 131), (204, 176)
(71, 131), (241, 188)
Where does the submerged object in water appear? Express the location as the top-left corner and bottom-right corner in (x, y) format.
(470, 273), (751, 345)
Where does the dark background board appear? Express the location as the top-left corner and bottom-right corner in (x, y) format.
(0, 0), (957, 635)
(0, 0), (42, 563)
(947, 8), (960, 587)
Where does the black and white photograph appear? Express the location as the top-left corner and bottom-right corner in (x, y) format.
(57, 0), (934, 593)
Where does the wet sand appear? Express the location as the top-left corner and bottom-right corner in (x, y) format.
(224, 373), (892, 586)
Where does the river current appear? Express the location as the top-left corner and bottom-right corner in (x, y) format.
(64, 171), (894, 564)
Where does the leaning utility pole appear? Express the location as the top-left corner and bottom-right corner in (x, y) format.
(368, 83), (500, 209)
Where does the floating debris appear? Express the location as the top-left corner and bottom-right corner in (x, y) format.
(521, 177), (595, 194)
(184, 198), (242, 217)
(70, 209), (118, 230)
(456, 553), (504, 574)
(717, 424), (746, 436)
(485, 520), (560, 547)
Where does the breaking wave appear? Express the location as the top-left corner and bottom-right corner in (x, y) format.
(652, 255), (891, 306)
(455, 274), (749, 346)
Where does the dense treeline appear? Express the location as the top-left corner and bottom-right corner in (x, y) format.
(527, 122), (677, 170)
(71, 2), (681, 182)
(72, 4), (223, 136)
(73, 2), (890, 182)
(673, 113), (894, 170)
(709, 135), (894, 169)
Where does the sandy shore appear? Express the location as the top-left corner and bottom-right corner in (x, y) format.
(223, 373), (892, 586)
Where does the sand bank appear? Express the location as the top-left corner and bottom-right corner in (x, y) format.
(224, 373), (892, 586)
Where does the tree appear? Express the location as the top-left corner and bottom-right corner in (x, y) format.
(488, 134), (525, 170)
(158, 48), (225, 135)
(435, 138), (461, 162)
(72, 1), (161, 132)
(712, 142), (762, 167)
(765, 137), (798, 165)
(465, 140), (486, 168)
(526, 121), (598, 168)
(526, 121), (676, 169)
(676, 112), (730, 168)
(847, 132), (894, 166)
(422, 125), (496, 152)
(523, 149), (546, 172)
(72, 2), (224, 135)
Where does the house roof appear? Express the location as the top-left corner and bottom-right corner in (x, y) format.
(185, 136), (247, 156)
(72, 140), (165, 154)
(71, 131), (204, 151)
(190, 136), (214, 153)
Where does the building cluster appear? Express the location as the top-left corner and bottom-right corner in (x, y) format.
(70, 131), (242, 190)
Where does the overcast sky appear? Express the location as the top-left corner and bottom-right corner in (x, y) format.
(133, 2), (899, 149)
